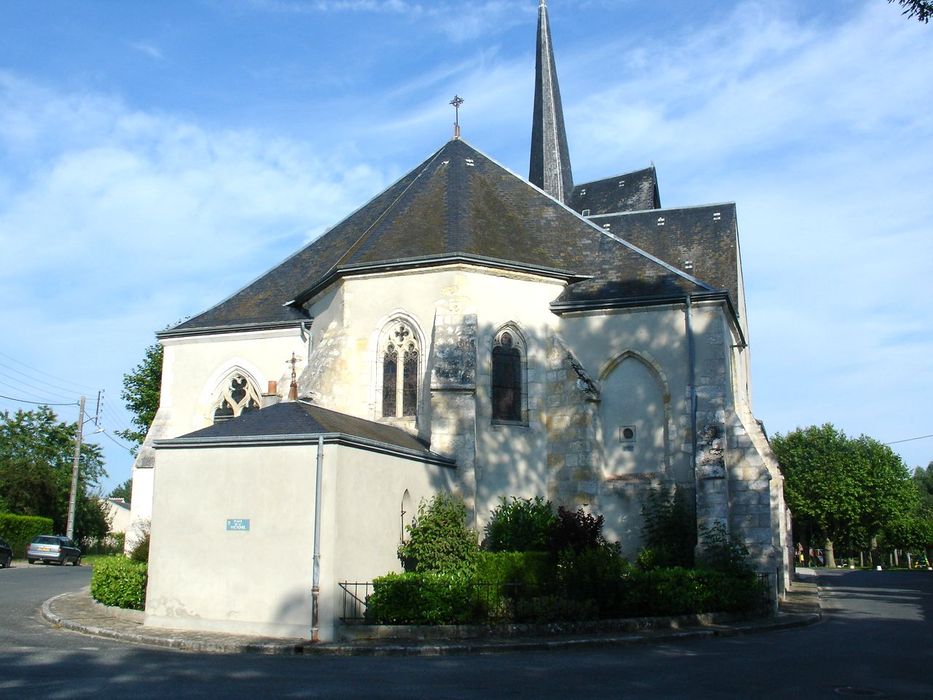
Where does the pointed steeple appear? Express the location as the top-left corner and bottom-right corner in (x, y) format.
(529, 0), (573, 204)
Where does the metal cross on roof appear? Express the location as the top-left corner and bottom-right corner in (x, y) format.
(450, 95), (464, 139)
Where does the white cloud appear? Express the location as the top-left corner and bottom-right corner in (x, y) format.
(242, 0), (534, 40)
(127, 41), (164, 60)
(0, 73), (390, 481)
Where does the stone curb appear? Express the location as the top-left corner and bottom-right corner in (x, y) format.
(40, 583), (822, 657)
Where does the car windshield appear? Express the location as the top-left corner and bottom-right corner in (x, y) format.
(34, 536), (62, 545)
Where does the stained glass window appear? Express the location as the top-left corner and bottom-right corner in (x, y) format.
(492, 329), (524, 422)
(383, 344), (398, 417)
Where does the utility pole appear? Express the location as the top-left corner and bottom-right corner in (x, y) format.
(66, 396), (86, 540)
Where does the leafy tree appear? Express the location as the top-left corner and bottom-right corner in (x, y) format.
(888, 0), (933, 23)
(109, 478), (133, 504)
(118, 342), (163, 451)
(772, 424), (917, 567)
(913, 463), (933, 509)
(909, 464), (933, 563)
(0, 407), (107, 543)
(397, 493), (478, 575)
(482, 496), (556, 552)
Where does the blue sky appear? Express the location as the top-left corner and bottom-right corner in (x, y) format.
(1, 0), (931, 494)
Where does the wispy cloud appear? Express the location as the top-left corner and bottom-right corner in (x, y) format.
(243, 0), (535, 40)
(0, 72), (388, 412)
(127, 41), (164, 60)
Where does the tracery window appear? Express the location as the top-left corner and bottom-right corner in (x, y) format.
(492, 327), (525, 423)
(213, 373), (261, 423)
(382, 321), (419, 418)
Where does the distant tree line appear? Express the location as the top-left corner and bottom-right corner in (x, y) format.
(0, 406), (110, 545)
(772, 424), (933, 568)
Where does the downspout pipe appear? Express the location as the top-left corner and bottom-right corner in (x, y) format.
(311, 434), (324, 641)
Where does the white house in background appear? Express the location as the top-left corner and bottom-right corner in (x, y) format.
(104, 498), (131, 536)
(129, 1), (789, 642)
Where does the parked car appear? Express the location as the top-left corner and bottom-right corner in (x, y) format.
(27, 535), (81, 566)
(0, 538), (12, 568)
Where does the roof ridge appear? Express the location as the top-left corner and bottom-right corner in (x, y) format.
(323, 144), (449, 277)
(586, 201), (737, 218)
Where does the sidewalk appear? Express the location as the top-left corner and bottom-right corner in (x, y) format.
(41, 572), (822, 656)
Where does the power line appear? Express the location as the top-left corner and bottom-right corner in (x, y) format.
(99, 429), (135, 454)
(886, 433), (933, 446)
(0, 350), (99, 393)
(0, 361), (93, 398)
(0, 392), (78, 407)
(0, 373), (76, 404)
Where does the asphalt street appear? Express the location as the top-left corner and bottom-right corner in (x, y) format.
(1, 564), (931, 699)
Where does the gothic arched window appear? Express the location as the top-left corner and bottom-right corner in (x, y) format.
(381, 321), (419, 418)
(492, 327), (525, 423)
(213, 373), (261, 423)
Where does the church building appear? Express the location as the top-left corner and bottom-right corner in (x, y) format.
(132, 1), (789, 641)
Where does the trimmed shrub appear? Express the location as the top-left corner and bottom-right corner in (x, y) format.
(0, 513), (54, 558)
(612, 567), (764, 618)
(397, 494), (478, 575)
(475, 550), (552, 588)
(90, 557), (148, 610)
(483, 496), (556, 552)
(557, 542), (627, 597)
(367, 572), (477, 625)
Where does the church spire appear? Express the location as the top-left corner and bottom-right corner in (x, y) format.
(528, 0), (573, 204)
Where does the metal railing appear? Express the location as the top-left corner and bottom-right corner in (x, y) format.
(338, 582), (373, 622)
(339, 573), (778, 624)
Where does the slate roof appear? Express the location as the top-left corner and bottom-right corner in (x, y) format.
(584, 204), (741, 311)
(165, 401), (449, 462)
(570, 167), (661, 216)
(162, 138), (718, 338)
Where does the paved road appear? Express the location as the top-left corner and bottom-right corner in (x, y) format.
(1, 564), (931, 699)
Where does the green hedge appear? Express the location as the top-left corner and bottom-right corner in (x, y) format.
(607, 567), (765, 618)
(90, 557), (148, 610)
(366, 563), (764, 625)
(367, 572), (480, 625)
(0, 513), (54, 558)
(475, 550), (552, 588)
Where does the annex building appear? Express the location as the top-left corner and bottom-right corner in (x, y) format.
(130, 1), (790, 641)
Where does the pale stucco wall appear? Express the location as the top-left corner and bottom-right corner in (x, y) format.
(146, 444), (318, 639)
(127, 328), (307, 549)
(145, 440), (457, 641)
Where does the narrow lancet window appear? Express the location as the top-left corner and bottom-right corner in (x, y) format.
(382, 344), (398, 417)
(492, 329), (524, 423)
(402, 346), (418, 416)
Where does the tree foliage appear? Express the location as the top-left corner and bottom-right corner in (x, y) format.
(118, 342), (163, 450)
(772, 424), (919, 560)
(397, 493), (478, 575)
(482, 496), (556, 552)
(0, 407), (108, 543)
(889, 0), (933, 23)
(109, 478), (133, 504)
(640, 486), (696, 568)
